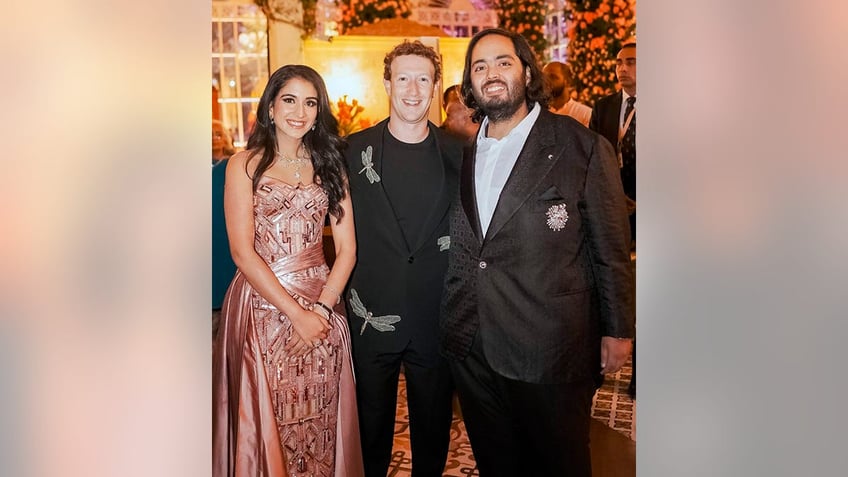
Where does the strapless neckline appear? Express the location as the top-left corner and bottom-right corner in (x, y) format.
(260, 175), (321, 191)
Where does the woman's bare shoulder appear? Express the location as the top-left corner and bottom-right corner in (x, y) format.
(226, 149), (262, 179)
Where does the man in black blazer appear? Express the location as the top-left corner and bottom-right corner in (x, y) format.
(440, 29), (634, 476)
(344, 40), (462, 477)
(590, 41), (637, 244)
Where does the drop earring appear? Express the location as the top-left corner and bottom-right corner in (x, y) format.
(270, 116), (275, 125)
(311, 124), (316, 131)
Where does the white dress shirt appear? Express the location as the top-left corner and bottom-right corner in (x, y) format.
(474, 102), (542, 235)
(552, 99), (591, 127)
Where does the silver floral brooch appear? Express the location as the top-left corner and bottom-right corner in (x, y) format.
(546, 203), (569, 231)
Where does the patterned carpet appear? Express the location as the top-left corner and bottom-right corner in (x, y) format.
(592, 358), (636, 440)
(389, 359), (635, 476)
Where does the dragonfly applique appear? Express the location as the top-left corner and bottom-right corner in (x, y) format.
(348, 288), (401, 335)
(358, 145), (381, 184)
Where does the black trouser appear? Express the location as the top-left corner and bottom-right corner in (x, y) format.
(450, 334), (595, 477)
(353, 341), (454, 477)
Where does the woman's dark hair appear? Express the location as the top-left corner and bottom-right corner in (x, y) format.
(460, 28), (549, 123)
(246, 64), (348, 222)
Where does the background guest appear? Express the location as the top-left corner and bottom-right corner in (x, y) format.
(543, 61), (592, 127)
(441, 84), (479, 143)
(590, 42), (637, 244)
(212, 119), (235, 165)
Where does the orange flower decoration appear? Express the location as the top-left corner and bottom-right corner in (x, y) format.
(331, 95), (374, 137)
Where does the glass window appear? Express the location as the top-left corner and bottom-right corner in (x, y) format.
(212, 0), (268, 149)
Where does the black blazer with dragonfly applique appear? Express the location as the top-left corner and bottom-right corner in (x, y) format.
(344, 119), (463, 365)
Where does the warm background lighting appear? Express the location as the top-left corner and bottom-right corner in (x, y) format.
(303, 35), (470, 127)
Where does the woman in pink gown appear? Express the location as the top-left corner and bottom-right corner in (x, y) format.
(213, 65), (364, 477)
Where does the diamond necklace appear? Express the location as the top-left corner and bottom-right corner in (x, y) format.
(275, 147), (309, 181)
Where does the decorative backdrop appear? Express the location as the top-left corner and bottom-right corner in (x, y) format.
(496, 0), (549, 58)
(565, 0), (636, 103)
(250, 0), (636, 107)
(338, 0), (413, 34)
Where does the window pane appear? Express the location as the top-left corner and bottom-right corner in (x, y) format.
(220, 57), (237, 98)
(212, 56), (221, 83)
(239, 57), (265, 99)
(241, 101), (259, 143)
(213, 1), (267, 153)
(221, 22), (235, 52)
(223, 102), (243, 146)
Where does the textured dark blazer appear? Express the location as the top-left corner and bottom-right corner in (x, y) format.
(440, 109), (634, 384)
(591, 91), (635, 201)
(589, 91), (622, 155)
(344, 119), (462, 366)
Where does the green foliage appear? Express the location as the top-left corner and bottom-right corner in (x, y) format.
(337, 0), (412, 33)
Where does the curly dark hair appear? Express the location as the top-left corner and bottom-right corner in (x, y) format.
(246, 64), (348, 222)
(460, 28), (549, 123)
(383, 40), (442, 84)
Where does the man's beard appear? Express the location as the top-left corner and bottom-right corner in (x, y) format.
(476, 81), (527, 122)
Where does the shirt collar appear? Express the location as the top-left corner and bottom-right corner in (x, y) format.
(477, 102), (542, 143)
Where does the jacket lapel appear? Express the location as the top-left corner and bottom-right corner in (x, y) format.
(359, 119), (413, 253)
(460, 141), (483, 241)
(408, 124), (452, 254)
(606, 91), (622, 152)
(484, 110), (564, 243)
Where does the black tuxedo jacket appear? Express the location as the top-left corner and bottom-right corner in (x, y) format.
(591, 91), (635, 200)
(440, 109), (634, 384)
(344, 119), (462, 366)
(589, 91), (622, 154)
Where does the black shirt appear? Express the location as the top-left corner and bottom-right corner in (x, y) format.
(381, 130), (442, 249)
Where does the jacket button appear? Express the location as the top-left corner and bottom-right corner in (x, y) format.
(479, 260), (487, 269)
(408, 256), (414, 263)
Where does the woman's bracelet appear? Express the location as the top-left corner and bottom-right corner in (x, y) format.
(322, 285), (342, 305)
(312, 301), (333, 318)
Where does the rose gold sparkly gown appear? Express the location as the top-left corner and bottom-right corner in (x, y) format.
(213, 178), (364, 477)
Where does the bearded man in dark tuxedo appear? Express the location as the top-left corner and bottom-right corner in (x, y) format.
(440, 28), (634, 477)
